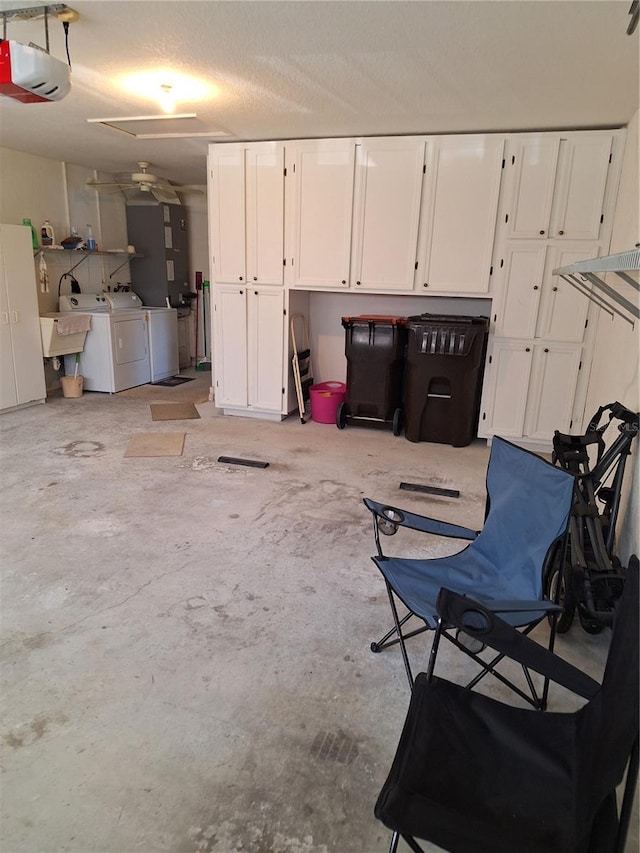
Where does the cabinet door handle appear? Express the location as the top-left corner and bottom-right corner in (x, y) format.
(11, 311), (18, 324)
(1, 312), (8, 325)
(533, 285), (539, 290)
(239, 276), (244, 281)
(552, 286), (558, 292)
(253, 277), (257, 281)
(525, 347), (531, 352)
(341, 280), (346, 285)
(544, 348), (549, 353)
(356, 280), (361, 286)
(558, 230), (564, 235)
(239, 290), (244, 295)
(423, 283), (429, 288)
(539, 230), (545, 235)
(254, 291), (258, 295)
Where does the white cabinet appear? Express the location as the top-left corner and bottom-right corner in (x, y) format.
(350, 137), (425, 291)
(493, 242), (597, 342)
(0, 224), (46, 412)
(415, 134), (505, 293)
(213, 284), (284, 415)
(502, 132), (614, 242)
(288, 139), (355, 288)
(479, 340), (582, 440)
(209, 142), (285, 286)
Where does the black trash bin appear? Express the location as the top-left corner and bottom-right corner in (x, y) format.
(404, 314), (489, 447)
(338, 315), (407, 434)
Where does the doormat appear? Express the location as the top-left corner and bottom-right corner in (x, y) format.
(150, 403), (201, 421)
(151, 376), (194, 387)
(124, 432), (185, 457)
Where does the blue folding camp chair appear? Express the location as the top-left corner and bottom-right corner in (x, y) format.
(364, 436), (575, 708)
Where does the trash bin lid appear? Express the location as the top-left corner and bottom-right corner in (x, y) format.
(341, 315), (407, 327)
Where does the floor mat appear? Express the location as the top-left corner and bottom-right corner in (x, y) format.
(150, 403), (201, 421)
(124, 432), (185, 457)
(151, 376), (194, 387)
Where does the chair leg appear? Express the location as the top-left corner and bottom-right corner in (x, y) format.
(388, 831), (400, 853)
(616, 735), (639, 853)
(385, 582), (416, 690)
(401, 834), (426, 853)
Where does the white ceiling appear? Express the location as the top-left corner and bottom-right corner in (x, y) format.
(0, 0), (638, 186)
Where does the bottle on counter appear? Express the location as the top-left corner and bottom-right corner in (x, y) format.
(41, 220), (55, 246)
(22, 218), (39, 249)
(85, 224), (97, 251)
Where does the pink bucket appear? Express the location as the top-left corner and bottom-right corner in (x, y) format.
(309, 381), (346, 424)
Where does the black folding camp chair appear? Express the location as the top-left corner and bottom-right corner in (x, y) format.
(375, 557), (639, 853)
(364, 436), (575, 708)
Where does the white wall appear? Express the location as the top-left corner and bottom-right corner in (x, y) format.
(583, 111), (639, 561)
(0, 147), (133, 313)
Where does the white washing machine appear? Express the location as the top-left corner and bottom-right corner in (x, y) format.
(60, 293), (151, 392)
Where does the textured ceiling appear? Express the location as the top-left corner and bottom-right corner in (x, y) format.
(0, 0), (638, 185)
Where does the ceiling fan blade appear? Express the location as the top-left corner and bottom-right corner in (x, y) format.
(87, 180), (134, 189)
(150, 185), (182, 204)
(172, 185), (205, 194)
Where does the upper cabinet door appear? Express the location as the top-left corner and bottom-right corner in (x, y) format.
(245, 143), (285, 286)
(550, 134), (613, 240)
(289, 139), (356, 288)
(417, 134), (505, 293)
(503, 136), (560, 238)
(209, 145), (246, 284)
(350, 137), (425, 291)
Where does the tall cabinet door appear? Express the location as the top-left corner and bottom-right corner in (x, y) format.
(213, 285), (248, 408)
(417, 134), (505, 293)
(503, 136), (560, 238)
(479, 340), (533, 438)
(493, 243), (547, 338)
(550, 134), (613, 241)
(245, 143), (285, 286)
(247, 288), (284, 412)
(209, 146), (246, 284)
(524, 343), (583, 439)
(0, 225), (45, 410)
(536, 245), (598, 342)
(289, 139), (355, 288)
(350, 137), (425, 290)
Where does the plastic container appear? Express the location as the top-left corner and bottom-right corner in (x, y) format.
(339, 315), (407, 434)
(41, 220), (55, 246)
(85, 224), (96, 251)
(404, 314), (489, 447)
(60, 375), (84, 398)
(22, 218), (39, 249)
(309, 381), (346, 424)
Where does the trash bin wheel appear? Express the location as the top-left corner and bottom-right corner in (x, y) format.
(392, 407), (403, 436)
(336, 401), (347, 430)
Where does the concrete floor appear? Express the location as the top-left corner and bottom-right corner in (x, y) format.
(0, 372), (635, 853)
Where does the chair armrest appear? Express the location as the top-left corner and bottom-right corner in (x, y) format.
(436, 587), (600, 700)
(363, 498), (478, 541)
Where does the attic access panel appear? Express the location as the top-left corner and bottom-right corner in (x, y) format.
(86, 114), (229, 139)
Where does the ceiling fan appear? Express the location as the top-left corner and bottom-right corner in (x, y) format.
(86, 161), (203, 204)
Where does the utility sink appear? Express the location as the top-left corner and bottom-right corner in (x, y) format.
(39, 313), (90, 357)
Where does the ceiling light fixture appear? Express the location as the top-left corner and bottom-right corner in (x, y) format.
(158, 83), (175, 114)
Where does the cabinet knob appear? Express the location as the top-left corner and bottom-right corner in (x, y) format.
(239, 276), (243, 281)
(544, 348), (549, 353)
(423, 283), (429, 288)
(525, 347), (531, 352)
(253, 277), (257, 281)
(239, 290), (244, 295)
(341, 280), (346, 285)
(254, 291), (258, 295)
(533, 285), (539, 290)
(558, 230), (564, 236)
(552, 286), (558, 292)
(539, 230), (545, 235)
(356, 280), (361, 286)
